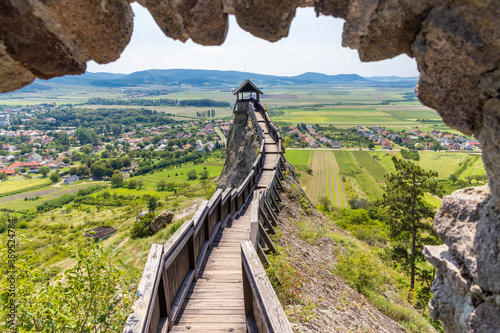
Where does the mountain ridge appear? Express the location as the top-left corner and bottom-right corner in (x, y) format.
(27, 68), (418, 89)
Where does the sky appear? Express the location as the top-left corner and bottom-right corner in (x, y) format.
(87, 3), (419, 78)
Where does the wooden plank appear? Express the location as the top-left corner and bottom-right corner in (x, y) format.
(207, 189), (222, 215)
(157, 317), (168, 333)
(170, 322), (246, 332)
(175, 314), (245, 323)
(169, 269), (196, 330)
(208, 220), (221, 248)
(164, 227), (194, 271)
(241, 241), (293, 333)
(123, 244), (163, 333)
(195, 241), (209, 276)
(192, 201), (209, 234)
(246, 315), (259, 333)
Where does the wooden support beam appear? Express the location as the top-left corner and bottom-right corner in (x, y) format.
(264, 200), (278, 227)
(246, 316), (258, 333)
(257, 243), (270, 266)
(275, 173), (284, 191)
(274, 184), (282, 202)
(270, 190), (280, 213)
(259, 222), (276, 254)
(259, 207), (275, 235)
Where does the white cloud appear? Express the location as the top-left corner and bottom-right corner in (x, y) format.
(87, 3), (419, 77)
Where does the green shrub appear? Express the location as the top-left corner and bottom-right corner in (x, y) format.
(17, 221), (28, 229)
(130, 212), (155, 239)
(336, 249), (386, 293)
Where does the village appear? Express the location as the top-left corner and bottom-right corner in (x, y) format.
(283, 121), (481, 151)
(0, 104), (230, 179)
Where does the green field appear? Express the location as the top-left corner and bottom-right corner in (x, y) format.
(285, 150), (312, 166)
(417, 152), (465, 179)
(0, 177), (52, 197)
(333, 151), (385, 200)
(350, 151), (387, 183)
(286, 149), (486, 205)
(273, 108), (406, 125)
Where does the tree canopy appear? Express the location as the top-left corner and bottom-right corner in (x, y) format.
(382, 157), (440, 290)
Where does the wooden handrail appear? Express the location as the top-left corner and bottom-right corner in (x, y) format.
(124, 100), (288, 333)
(241, 241), (293, 333)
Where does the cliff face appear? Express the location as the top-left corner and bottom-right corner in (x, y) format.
(217, 111), (261, 189)
(423, 186), (500, 333)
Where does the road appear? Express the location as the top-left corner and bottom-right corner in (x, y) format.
(214, 126), (227, 145)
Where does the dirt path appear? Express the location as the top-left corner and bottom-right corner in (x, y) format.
(325, 151), (335, 205)
(330, 151), (347, 208)
(306, 151), (321, 204)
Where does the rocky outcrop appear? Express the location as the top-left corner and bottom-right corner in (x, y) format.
(217, 110), (261, 189)
(423, 185), (500, 333)
(150, 209), (174, 233)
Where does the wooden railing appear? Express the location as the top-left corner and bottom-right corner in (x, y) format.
(123, 101), (289, 333)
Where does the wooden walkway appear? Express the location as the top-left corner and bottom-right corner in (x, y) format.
(171, 110), (280, 332)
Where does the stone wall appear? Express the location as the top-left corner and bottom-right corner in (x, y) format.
(1, 1), (499, 330)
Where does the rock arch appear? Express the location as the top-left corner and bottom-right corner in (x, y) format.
(1, 1), (499, 331)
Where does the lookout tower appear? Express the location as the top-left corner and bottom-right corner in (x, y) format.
(233, 79), (263, 113)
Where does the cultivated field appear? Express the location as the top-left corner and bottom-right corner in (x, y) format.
(300, 151), (347, 208)
(286, 149), (486, 206)
(0, 177), (52, 198)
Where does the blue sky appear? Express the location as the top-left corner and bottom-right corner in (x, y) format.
(87, 3), (419, 77)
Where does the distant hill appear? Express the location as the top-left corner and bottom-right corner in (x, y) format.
(29, 69), (417, 89)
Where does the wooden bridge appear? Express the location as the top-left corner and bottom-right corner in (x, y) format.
(123, 98), (293, 333)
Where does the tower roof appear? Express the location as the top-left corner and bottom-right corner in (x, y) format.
(233, 79), (263, 95)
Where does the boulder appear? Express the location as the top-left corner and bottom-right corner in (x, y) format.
(149, 209), (174, 233)
(424, 185), (500, 332)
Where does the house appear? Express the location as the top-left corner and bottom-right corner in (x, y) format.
(382, 139), (392, 149)
(0, 113), (9, 126)
(85, 226), (117, 242)
(27, 152), (43, 162)
(0, 169), (17, 176)
(309, 142), (318, 148)
(331, 141), (341, 149)
(64, 175), (80, 185)
(196, 143), (204, 152)
(430, 130), (442, 137)
(206, 141), (215, 151)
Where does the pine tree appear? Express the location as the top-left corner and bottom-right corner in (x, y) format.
(382, 157), (439, 290)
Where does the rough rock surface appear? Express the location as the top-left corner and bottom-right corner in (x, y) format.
(0, 43), (34, 93)
(217, 111), (261, 189)
(139, 0), (228, 45)
(150, 209), (174, 233)
(424, 185), (500, 333)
